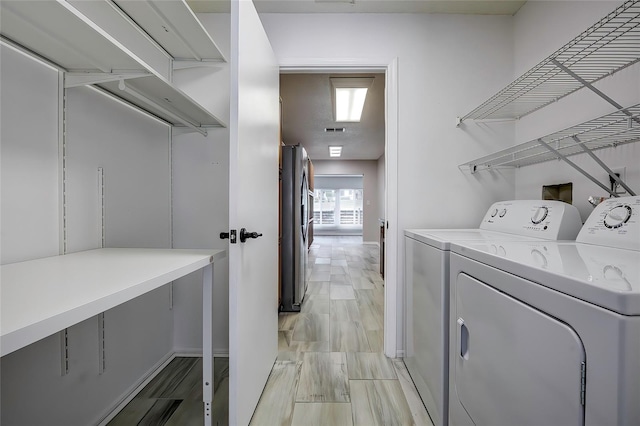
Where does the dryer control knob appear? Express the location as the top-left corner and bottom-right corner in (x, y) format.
(604, 205), (632, 229)
(490, 208), (498, 217)
(531, 206), (549, 224)
(498, 209), (507, 217)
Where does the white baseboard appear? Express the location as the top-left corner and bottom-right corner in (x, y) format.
(363, 241), (380, 246)
(173, 347), (229, 357)
(396, 350), (406, 358)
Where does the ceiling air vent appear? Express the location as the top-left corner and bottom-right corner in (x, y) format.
(324, 128), (346, 133)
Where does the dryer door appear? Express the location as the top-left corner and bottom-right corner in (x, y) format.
(454, 273), (585, 426)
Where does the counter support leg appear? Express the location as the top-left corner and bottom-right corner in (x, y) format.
(202, 264), (214, 426)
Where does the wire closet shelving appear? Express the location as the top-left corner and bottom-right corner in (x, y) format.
(460, 104), (640, 171)
(458, 0), (640, 197)
(458, 0), (640, 123)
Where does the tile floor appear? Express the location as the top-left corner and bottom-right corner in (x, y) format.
(250, 236), (433, 426)
(107, 236), (432, 425)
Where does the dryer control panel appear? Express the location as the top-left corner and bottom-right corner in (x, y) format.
(577, 196), (640, 251)
(479, 200), (582, 240)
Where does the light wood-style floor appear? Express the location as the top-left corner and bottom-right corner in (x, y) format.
(250, 236), (433, 426)
(107, 236), (432, 425)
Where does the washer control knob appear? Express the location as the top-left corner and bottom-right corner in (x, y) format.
(604, 204), (632, 229)
(490, 208), (498, 217)
(531, 206), (549, 224)
(498, 209), (507, 217)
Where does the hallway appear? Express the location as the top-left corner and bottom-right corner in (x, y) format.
(250, 236), (432, 425)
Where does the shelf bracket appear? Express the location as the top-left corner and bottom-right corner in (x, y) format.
(572, 136), (636, 196)
(551, 59), (640, 127)
(65, 71), (150, 88)
(118, 79), (208, 137)
(173, 60), (225, 71)
(537, 138), (619, 197)
(171, 126), (217, 137)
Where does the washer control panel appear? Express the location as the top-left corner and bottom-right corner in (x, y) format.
(479, 200), (582, 240)
(577, 196), (640, 251)
(531, 206), (549, 224)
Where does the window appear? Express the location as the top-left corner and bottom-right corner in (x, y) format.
(314, 188), (363, 231)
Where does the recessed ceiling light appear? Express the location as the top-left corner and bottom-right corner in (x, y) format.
(329, 146), (342, 157)
(330, 77), (373, 123)
(335, 88), (367, 122)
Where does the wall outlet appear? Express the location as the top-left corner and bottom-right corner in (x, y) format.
(609, 167), (627, 194)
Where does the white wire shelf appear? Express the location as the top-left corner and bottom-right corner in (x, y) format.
(460, 104), (640, 172)
(460, 0), (640, 122)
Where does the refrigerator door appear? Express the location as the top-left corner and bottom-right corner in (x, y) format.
(296, 146), (309, 305)
(280, 145), (309, 312)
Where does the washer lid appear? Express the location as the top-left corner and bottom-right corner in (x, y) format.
(404, 229), (544, 250)
(451, 240), (640, 315)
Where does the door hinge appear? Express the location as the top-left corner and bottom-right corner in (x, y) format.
(580, 361), (586, 406)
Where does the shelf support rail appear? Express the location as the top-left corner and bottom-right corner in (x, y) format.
(572, 135), (637, 196)
(118, 79), (208, 137)
(550, 59), (640, 127)
(65, 71), (150, 88)
(537, 138), (619, 197)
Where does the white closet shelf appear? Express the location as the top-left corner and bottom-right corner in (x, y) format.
(113, 0), (226, 63)
(0, 0), (226, 130)
(0, 248), (226, 357)
(459, 0), (640, 123)
(460, 104), (640, 172)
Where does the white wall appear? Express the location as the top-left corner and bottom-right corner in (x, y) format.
(172, 129), (230, 353)
(260, 13), (515, 353)
(171, 13), (231, 354)
(1, 45), (60, 264)
(512, 1), (640, 222)
(313, 160), (380, 243)
(64, 86), (172, 252)
(1, 45), (175, 426)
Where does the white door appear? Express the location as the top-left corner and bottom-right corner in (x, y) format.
(228, 1), (280, 425)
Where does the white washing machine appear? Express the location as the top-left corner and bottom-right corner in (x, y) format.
(448, 196), (640, 426)
(404, 200), (583, 426)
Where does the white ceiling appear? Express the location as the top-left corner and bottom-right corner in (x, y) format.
(186, 0), (526, 161)
(280, 73), (386, 160)
(188, 0), (526, 15)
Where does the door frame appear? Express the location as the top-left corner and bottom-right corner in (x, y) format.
(280, 58), (399, 358)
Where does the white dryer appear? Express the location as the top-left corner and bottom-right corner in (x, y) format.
(404, 200), (582, 426)
(448, 196), (640, 426)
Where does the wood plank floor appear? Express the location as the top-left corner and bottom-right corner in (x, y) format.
(107, 236), (432, 425)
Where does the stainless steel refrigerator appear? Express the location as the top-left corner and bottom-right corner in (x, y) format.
(280, 144), (309, 312)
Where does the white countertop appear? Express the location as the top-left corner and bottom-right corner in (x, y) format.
(1, 248), (226, 357)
